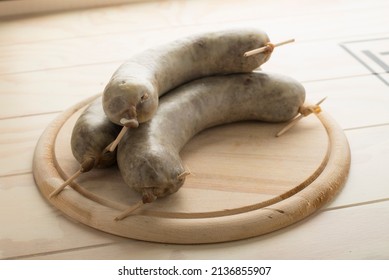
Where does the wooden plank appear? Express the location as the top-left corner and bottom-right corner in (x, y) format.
(0, 0), (145, 18)
(16, 201), (389, 259)
(0, 173), (122, 260)
(0, 1), (166, 41)
(0, 0), (387, 44)
(328, 125), (389, 208)
(0, 64), (118, 119)
(302, 74), (389, 130)
(0, 114), (57, 176)
(0, 27), (383, 78)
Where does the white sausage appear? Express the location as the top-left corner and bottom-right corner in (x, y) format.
(71, 97), (121, 172)
(103, 28), (272, 127)
(117, 72), (306, 203)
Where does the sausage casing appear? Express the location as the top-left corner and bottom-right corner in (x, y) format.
(71, 97), (122, 171)
(117, 72), (306, 202)
(103, 28), (271, 126)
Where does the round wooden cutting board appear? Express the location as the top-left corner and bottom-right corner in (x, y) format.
(33, 94), (351, 244)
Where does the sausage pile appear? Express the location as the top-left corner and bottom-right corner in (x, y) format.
(68, 28), (306, 209)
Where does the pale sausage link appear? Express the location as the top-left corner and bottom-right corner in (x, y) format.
(117, 72), (306, 203)
(102, 28), (272, 127)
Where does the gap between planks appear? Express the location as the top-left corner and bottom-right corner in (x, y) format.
(300, 72), (388, 84)
(0, 110), (61, 121)
(343, 122), (389, 132)
(2, 242), (118, 260)
(324, 198), (389, 212)
(0, 61), (124, 77)
(0, 171), (32, 179)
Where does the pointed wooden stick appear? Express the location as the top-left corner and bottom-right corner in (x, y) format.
(49, 157), (96, 198)
(183, 164), (195, 177)
(244, 39), (295, 57)
(49, 169), (82, 198)
(276, 115), (304, 137)
(107, 125), (128, 152)
(107, 117), (139, 152)
(177, 170), (191, 180)
(49, 119), (135, 197)
(276, 97), (327, 137)
(114, 200), (144, 221)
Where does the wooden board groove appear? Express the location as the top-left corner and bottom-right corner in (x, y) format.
(32, 95), (350, 244)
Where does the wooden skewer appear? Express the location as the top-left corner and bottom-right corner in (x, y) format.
(177, 170), (192, 180)
(114, 200), (144, 221)
(49, 169), (82, 198)
(50, 118), (136, 197)
(184, 164), (195, 177)
(107, 117), (139, 152)
(49, 157), (96, 197)
(107, 125), (129, 152)
(244, 38), (295, 57)
(276, 114), (304, 137)
(276, 97), (327, 137)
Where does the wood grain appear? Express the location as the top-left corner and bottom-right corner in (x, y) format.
(0, 174), (121, 260)
(0, 114), (57, 176)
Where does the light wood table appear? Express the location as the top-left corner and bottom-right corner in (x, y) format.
(1, 0), (389, 259)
